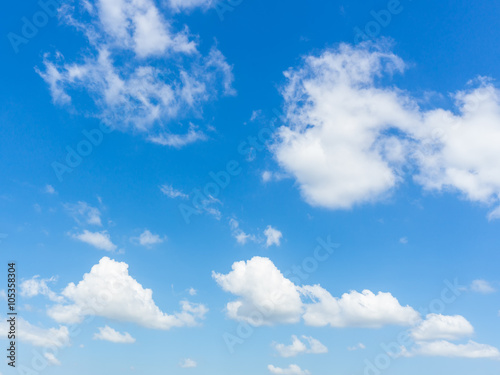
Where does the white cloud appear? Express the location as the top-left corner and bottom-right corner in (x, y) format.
(72, 230), (117, 251)
(64, 201), (102, 226)
(300, 285), (420, 328)
(213, 256), (419, 328)
(93, 326), (136, 343)
(132, 229), (165, 247)
(229, 219), (257, 245)
(212, 257), (303, 325)
(0, 318), (70, 348)
(148, 124), (207, 148)
(48, 257), (207, 330)
(168, 0), (215, 13)
(273, 335), (327, 357)
(264, 226), (283, 247)
(268, 364), (310, 375)
(38, 0), (234, 147)
(347, 342), (366, 351)
(160, 184), (189, 199)
(262, 171), (273, 183)
(188, 288), (197, 296)
(272, 41), (500, 217)
(45, 185), (56, 194)
(470, 279), (496, 294)
(44, 352), (61, 366)
(179, 358), (197, 368)
(411, 314), (474, 341)
(399, 237), (408, 244)
(20, 276), (64, 302)
(411, 340), (500, 359)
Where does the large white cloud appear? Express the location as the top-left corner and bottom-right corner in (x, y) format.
(411, 314), (474, 341)
(300, 285), (419, 328)
(213, 256), (419, 328)
(37, 0), (234, 146)
(272, 41), (500, 217)
(212, 257), (303, 325)
(48, 257), (207, 330)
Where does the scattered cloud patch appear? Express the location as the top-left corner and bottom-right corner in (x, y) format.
(37, 0), (234, 147)
(160, 184), (189, 199)
(264, 226), (282, 247)
(45, 185), (56, 194)
(347, 343), (366, 351)
(131, 229), (165, 247)
(268, 364), (310, 375)
(410, 340), (500, 359)
(273, 335), (328, 357)
(470, 279), (496, 294)
(64, 201), (102, 226)
(72, 230), (117, 251)
(179, 358), (197, 368)
(93, 326), (136, 343)
(20, 276), (64, 302)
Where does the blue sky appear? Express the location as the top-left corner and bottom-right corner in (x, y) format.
(1, 0), (500, 374)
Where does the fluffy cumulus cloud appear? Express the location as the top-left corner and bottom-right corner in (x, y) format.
(272, 41), (500, 217)
(411, 314), (474, 341)
(37, 0), (234, 147)
(72, 230), (117, 251)
(268, 364), (310, 375)
(213, 256), (419, 327)
(273, 335), (327, 357)
(48, 257), (207, 330)
(300, 285), (419, 328)
(20, 276), (64, 302)
(212, 257), (303, 325)
(93, 325), (136, 343)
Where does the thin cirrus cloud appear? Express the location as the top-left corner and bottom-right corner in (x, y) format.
(64, 201), (102, 226)
(272, 335), (328, 357)
(272, 41), (500, 218)
(37, 0), (234, 147)
(93, 326), (136, 344)
(72, 230), (117, 251)
(47, 257), (208, 330)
